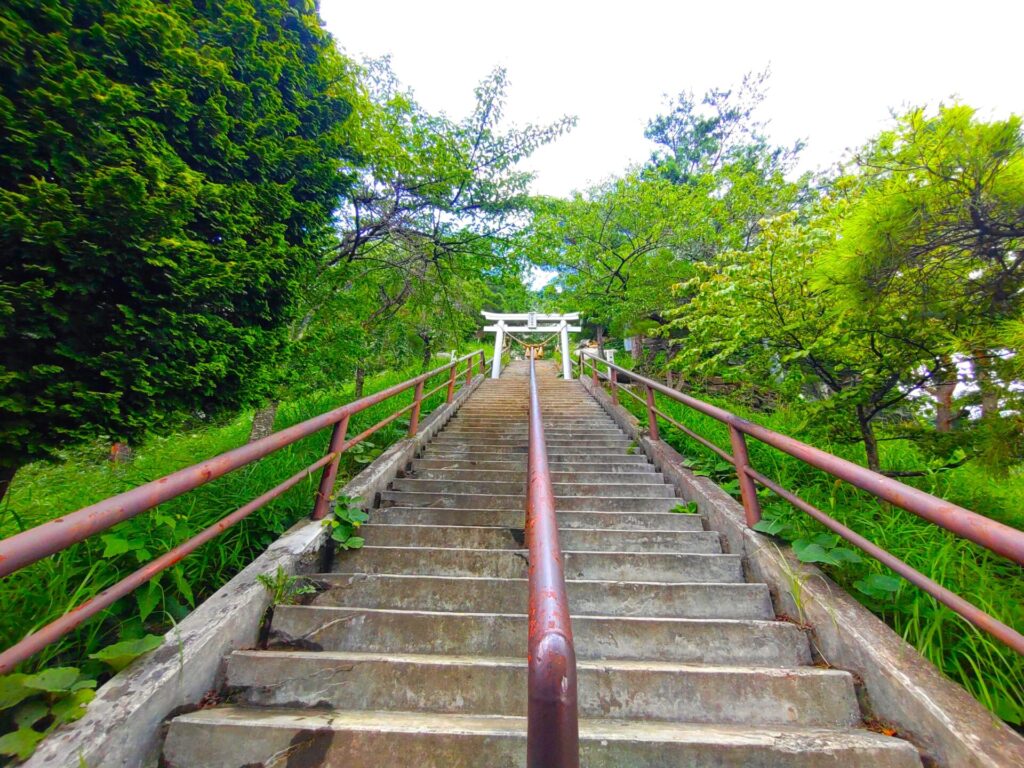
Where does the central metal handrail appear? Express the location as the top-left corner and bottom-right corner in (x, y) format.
(526, 349), (580, 768)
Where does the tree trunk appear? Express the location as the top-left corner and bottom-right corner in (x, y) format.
(856, 405), (881, 472)
(973, 350), (999, 418)
(631, 335), (642, 360)
(420, 333), (432, 369)
(931, 380), (957, 432)
(0, 464), (16, 508)
(595, 326), (605, 358)
(354, 367), (365, 399)
(249, 402), (279, 443)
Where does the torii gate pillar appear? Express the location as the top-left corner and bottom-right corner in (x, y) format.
(482, 312), (582, 379)
(491, 321), (506, 379)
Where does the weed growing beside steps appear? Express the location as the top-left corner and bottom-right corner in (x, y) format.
(613, 387), (1024, 726)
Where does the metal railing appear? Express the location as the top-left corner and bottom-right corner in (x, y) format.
(0, 350), (489, 674)
(526, 349), (579, 768)
(578, 353), (1024, 655)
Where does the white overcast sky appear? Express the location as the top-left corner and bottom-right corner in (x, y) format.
(320, 0), (1022, 198)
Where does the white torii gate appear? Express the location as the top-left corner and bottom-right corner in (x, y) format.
(482, 311), (582, 380)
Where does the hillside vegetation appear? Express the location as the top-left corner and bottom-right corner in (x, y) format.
(0, 0), (1021, 758)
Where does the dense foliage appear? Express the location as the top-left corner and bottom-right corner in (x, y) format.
(0, 0), (354, 501)
(533, 82), (1023, 724)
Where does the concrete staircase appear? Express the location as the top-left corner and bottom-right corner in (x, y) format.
(163, 360), (921, 767)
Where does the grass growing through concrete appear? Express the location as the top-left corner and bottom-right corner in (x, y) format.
(614, 382), (1024, 727)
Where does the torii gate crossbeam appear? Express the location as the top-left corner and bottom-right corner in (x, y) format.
(482, 311), (581, 379)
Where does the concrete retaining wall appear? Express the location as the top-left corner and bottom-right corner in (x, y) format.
(26, 373), (486, 768)
(581, 376), (1024, 768)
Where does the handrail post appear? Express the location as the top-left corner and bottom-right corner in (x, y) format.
(445, 363), (458, 403)
(526, 349), (580, 768)
(644, 385), (660, 441)
(465, 356), (474, 386)
(312, 415), (350, 520)
(590, 357), (598, 386)
(609, 367), (619, 406)
(728, 424), (762, 526)
(408, 380), (425, 437)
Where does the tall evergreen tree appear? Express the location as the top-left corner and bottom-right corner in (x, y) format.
(0, 0), (354, 500)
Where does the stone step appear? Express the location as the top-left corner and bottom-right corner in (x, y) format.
(368, 507), (705, 531)
(164, 709), (922, 768)
(404, 468), (663, 484)
(227, 650), (861, 727)
(358, 524), (721, 553)
(378, 491), (678, 512)
(429, 436), (632, 447)
(410, 457), (654, 471)
(444, 422), (621, 431)
(333, 546), (741, 582)
(309, 573), (772, 619)
(421, 448), (643, 460)
(268, 606), (811, 666)
(388, 478), (675, 498)
(421, 442), (634, 454)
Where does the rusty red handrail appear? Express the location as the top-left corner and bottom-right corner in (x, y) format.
(526, 350), (580, 768)
(578, 353), (1024, 655)
(0, 349), (488, 674)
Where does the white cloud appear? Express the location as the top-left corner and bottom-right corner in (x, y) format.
(320, 0), (1023, 197)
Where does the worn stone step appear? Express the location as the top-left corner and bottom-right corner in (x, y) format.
(333, 546), (740, 582)
(378, 491), (678, 512)
(165, 708), (922, 768)
(268, 606), (811, 666)
(227, 651), (860, 728)
(422, 448), (642, 460)
(358, 524), (721, 553)
(421, 442), (634, 454)
(309, 573), (772, 619)
(426, 442), (634, 453)
(404, 468), (663, 484)
(410, 457), (654, 471)
(388, 478), (674, 498)
(430, 436), (632, 447)
(369, 507), (705, 531)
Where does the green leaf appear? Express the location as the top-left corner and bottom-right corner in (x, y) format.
(23, 667), (80, 693)
(854, 573), (902, 600)
(13, 701), (48, 729)
(792, 540), (838, 566)
(49, 688), (95, 728)
(0, 674), (34, 709)
(88, 635), (163, 672)
(137, 578), (162, 623)
(752, 518), (788, 536)
(0, 727), (44, 760)
(100, 535), (144, 558)
(340, 536), (364, 550)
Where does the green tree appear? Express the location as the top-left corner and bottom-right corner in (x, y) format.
(824, 105), (1024, 431)
(0, 0), (354, 500)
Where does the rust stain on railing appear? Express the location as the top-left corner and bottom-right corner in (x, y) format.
(579, 353), (1024, 656)
(526, 349), (580, 768)
(0, 349), (488, 674)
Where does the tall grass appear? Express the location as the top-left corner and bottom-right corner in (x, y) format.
(614, 379), (1024, 725)
(0, 356), (474, 675)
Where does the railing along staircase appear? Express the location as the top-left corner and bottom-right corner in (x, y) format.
(3, 338), (1023, 766)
